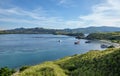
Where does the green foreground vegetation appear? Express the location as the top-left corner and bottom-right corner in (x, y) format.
(10, 48), (119, 76)
(0, 67), (15, 76)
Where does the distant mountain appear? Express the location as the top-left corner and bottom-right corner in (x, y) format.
(2, 27), (61, 34)
(71, 26), (120, 33)
(0, 26), (120, 34)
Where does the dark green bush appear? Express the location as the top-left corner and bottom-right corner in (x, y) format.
(19, 66), (30, 72)
(0, 67), (15, 76)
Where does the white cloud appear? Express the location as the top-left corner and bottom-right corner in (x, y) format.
(51, 0), (120, 28)
(59, 0), (67, 4)
(0, 0), (120, 29)
(0, 7), (47, 20)
(0, 7), (67, 28)
(54, 0), (75, 7)
(79, 0), (120, 27)
(65, 20), (86, 28)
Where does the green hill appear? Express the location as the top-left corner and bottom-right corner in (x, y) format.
(16, 48), (120, 76)
(86, 32), (120, 43)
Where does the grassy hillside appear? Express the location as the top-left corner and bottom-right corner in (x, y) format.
(16, 48), (120, 76)
(86, 32), (120, 43)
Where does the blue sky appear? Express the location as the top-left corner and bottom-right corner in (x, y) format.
(0, 0), (120, 29)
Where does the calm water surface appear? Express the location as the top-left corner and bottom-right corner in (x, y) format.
(0, 34), (106, 68)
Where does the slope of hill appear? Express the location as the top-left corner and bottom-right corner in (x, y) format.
(16, 48), (120, 76)
(72, 26), (120, 33)
(86, 32), (120, 43)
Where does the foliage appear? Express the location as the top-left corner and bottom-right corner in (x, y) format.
(0, 67), (15, 76)
(108, 45), (115, 48)
(19, 66), (30, 72)
(57, 48), (120, 76)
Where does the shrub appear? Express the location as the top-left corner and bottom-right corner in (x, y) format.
(0, 67), (15, 76)
(19, 66), (30, 72)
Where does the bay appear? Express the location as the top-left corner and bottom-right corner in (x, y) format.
(0, 34), (105, 68)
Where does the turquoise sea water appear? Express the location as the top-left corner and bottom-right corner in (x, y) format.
(0, 34), (105, 68)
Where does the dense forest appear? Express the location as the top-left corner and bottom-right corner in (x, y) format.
(86, 32), (120, 43)
(9, 48), (119, 76)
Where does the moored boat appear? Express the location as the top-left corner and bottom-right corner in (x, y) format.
(101, 44), (108, 48)
(74, 41), (80, 44)
(85, 40), (91, 43)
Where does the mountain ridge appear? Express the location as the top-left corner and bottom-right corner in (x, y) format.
(0, 26), (120, 34)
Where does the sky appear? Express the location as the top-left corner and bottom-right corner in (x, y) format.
(0, 0), (120, 29)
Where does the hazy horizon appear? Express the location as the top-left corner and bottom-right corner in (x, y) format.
(0, 26), (120, 30)
(0, 0), (120, 29)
